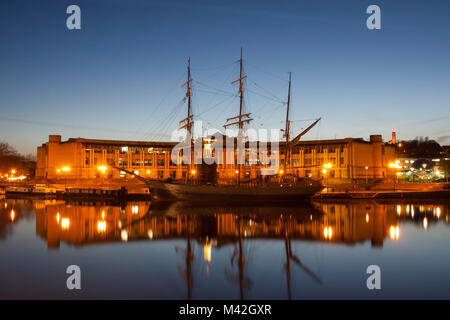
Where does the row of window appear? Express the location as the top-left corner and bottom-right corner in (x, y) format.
(85, 158), (173, 167)
(294, 145), (345, 154)
(84, 146), (169, 155)
(84, 145), (345, 156)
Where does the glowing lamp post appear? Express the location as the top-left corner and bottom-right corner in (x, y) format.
(97, 165), (108, 187)
(322, 163), (332, 190)
(388, 161), (401, 191)
(365, 166), (369, 185)
(98, 165), (107, 174)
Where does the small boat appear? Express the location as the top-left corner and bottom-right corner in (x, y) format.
(64, 187), (151, 201)
(5, 184), (57, 198)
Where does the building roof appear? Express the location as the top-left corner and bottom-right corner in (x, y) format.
(66, 138), (177, 148)
(44, 136), (384, 148)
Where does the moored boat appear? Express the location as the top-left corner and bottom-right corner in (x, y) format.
(114, 49), (324, 202)
(5, 184), (57, 198)
(148, 179), (323, 202)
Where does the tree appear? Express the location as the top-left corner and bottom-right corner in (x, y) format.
(396, 137), (443, 158)
(0, 142), (36, 176)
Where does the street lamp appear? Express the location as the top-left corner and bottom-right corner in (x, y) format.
(322, 168), (328, 192)
(322, 163), (332, 189)
(365, 166), (369, 185)
(388, 161), (401, 191)
(97, 165), (108, 187)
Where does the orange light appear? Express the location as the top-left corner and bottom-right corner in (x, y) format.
(389, 162), (401, 169)
(11, 169), (16, 175)
(61, 167), (71, 172)
(97, 220), (107, 233)
(323, 226), (333, 239)
(279, 169), (284, 175)
(10, 209), (15, 222)
(61, 218), (70, 230)
(191, 170), (196, 175)
(389, 226), (399, 240)
(204, 243), (212, 263)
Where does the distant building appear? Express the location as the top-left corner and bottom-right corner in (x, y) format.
(35, 134), (396, 183)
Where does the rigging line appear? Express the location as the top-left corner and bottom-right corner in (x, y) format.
(141, 101), (185, 140)
(194, 80), (236, 96)
(248, 79), (285, 103)
(243, 60), (290, 83)
(252, 101), (285, 123)
(143, 99), (183, 140)
(283, 118), (320, 123)
(196, 61), (238, 82)
(197, 95), (237, 116)
(199, 65), (238, 117)
(210, 97), (238, 126)
(154, 104), (185, 141)
(193, 60), (237, 71)
(196, 89), (236, 97)
(280, 117), (319, 123)
(247, 89), (285, 104)
(142, 98), (185, 141)
(249, 83), (289, 116)
(134, 72), (187, 139)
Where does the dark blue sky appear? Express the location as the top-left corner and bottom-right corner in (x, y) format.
(1, 0), (449, 154)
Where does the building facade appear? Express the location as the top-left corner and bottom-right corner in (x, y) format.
(36, 134), (396, 183)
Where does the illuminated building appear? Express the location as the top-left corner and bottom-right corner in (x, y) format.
(30, 201), (433, 249)
(36, 134), (395, 183)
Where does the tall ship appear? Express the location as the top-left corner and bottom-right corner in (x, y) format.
(123, 49), (323, 201)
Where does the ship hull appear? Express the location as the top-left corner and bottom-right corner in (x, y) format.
(148, 180), (323, 202)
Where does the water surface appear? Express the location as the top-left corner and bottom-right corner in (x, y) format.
(0, 198), (449, 299)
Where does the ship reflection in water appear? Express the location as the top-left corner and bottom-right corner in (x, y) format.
(0, 199), (449, 299)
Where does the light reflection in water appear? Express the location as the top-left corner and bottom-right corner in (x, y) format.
(389, 225), (400, 240)
(61, 218), (70, 230)
(97, 220), (107, 233)
(0, 200), (448, 249)
(0, 199), (449, 299)
(323, 226), (333, 240)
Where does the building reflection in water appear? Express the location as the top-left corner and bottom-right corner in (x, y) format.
(0, 199), (447, 249)
(0, 198), (449, 299)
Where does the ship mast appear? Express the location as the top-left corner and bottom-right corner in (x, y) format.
(224, 47), (253, 184)
(180, 57), (194, 180)
(238, 47), (244, 134)
(179, 56), (193, 135)
(284, 72), (292, 175)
